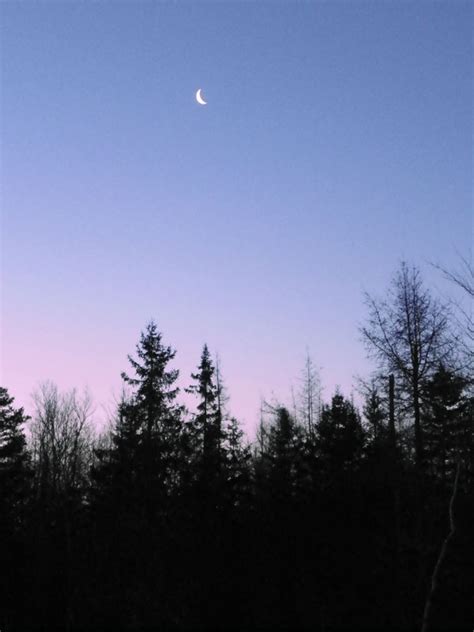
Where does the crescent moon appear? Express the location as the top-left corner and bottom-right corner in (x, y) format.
(195, 88), (207, 105)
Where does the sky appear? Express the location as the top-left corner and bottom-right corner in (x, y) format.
(1, 1), (472, 435)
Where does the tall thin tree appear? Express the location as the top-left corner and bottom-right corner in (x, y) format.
(361, 262), (453, 468)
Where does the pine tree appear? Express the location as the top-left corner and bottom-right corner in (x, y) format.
(423, 364), (469, 482)
(317, 390), (365, 477)
(92, 395), (142, 512)
(362, 382), (386, 442)
(0, 387), (31, 521)
(120, 321), (183, 500)
(223, 416), (251, 509)
(101, 324), (183, 501)
(0, 387), (31, 632)
(91, 323), (184, 630)
(265, 406), (304, 501)
(121, 322), (180, 443)
(186, 344), (222, 478)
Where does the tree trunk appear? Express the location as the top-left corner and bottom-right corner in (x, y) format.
(421, 458), (461, 632)
(413, 381), (423, 469)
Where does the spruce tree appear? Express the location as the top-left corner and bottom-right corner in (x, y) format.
(120, 321), (183, 500)
(362, 383), (386, 443)
(423, 364), (469, 482)
(91, 323), (184, 630)
(121, 321), (180, 442)
(0, 387), (30, 520)
(186, 344), (222, 479)
(318, 390), (365, 477)
(264, 406), (304, 502)
(223, 416), (251, 509)
(0, 387), (31, 632)
(97, 322), (183, 508)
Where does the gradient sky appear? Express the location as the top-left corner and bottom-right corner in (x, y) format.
(1, 1), (472, 434)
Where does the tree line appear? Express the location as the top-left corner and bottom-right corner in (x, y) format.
(0, 261), (473, 631)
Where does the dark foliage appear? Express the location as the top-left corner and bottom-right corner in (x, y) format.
(0, 388), (31, 632)
(1, 300), (473, 631)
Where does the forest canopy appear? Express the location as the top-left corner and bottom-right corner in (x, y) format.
(0, 262), (472, 632)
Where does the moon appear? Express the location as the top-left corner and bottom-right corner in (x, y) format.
(195, 88), (207, 106)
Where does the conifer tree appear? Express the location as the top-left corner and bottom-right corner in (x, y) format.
(121, 321), (180, 441)
(98, 323), (183, 503)
(423, 364), (469, 482)
(318, 390), (365, 476)
(186, 344), (222, 477)
(362, 383), (386, 442)
(223, 416), (252, 508)
(120, 321), (183, 500)
(92, 395), (141, 510)
(265, 406), (304, 501)
(0, 387), (31, 632)
(215, 354), (229, 423)
(0, 387), (31, 520)
(91, 323), (184, 630)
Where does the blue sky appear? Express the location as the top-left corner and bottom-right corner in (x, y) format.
(1, 1), (472, 432)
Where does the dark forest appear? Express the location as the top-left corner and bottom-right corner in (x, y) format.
(1, 262), (473, 632)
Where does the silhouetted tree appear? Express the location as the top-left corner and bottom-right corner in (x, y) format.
(296, 351), (322, 436)
(0, 387), (31, 632)
(91, 323), (185, 629)
(121, 322), (184, 504)
(362, 381), (386, 442)
(223, 416), (252, 509)
(265, 406), (305, 501)
(31, 382), (94, 501)
(251, 406), (306, 628)
(0, 386), (31, 522)
(186, 344), (222, 479)
(27, 383), (94, 631)
(317, 390), (365, 477)
(215, 353), (229, 443)
(1, 288), (473, 632)
(362, 262), (453, 469)
(434, 255), (473, 370)
(423, 364), (470, 483)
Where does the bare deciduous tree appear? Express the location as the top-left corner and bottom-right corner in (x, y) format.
(433, 255), (473, 372)
(361, 263), (453, 468)
(30, 381), (94, 499)
(296, 351), (322, 436)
